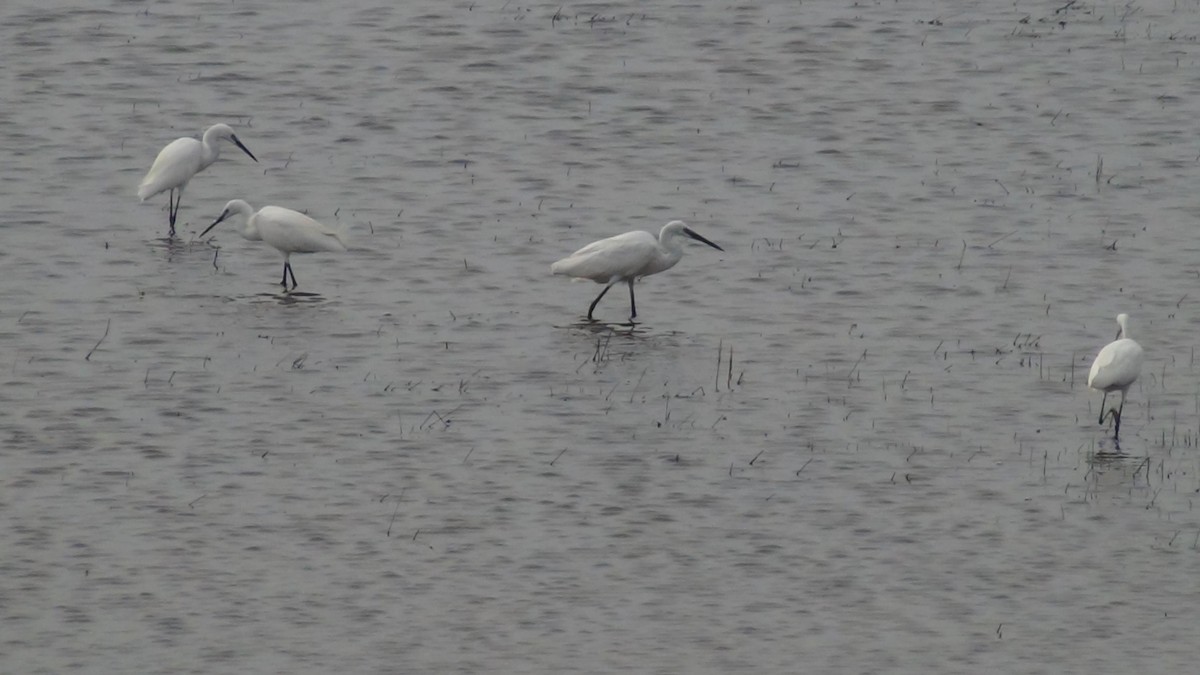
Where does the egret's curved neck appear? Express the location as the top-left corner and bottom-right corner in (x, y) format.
(659, 239), (684, 262)
(1118, 318), (1132, 340)
(241, 215), (261, 242)
(645, 237), (684, 276)
(200, 129), (223, 167)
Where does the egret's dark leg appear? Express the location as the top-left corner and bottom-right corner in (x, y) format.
(587, 282), (617, 320)
(1098, 391), (1108, 425)
(286, 263), (298, 290)
(1114, 392), (1126, 439)
(167, 189), (178, 237)
(628, 279), (637, 319)
(280, 263), (290, 290)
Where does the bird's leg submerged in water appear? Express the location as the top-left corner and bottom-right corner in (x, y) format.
(628, 279), (637, 319)
(281, 262), (299, 291)
(1102, 406), (1123, 439)
(1097, 391), (1108, 425)
(1098, 392), (1125, 439)
(587, 281), (617, 320)
(168, 189), (179, 237)
(1108, 391), (1118, 439)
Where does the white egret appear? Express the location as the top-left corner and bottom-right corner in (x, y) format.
(551, 220), (723, 320)
(138, 123), (258, 237)
(1087, 313), (1144, 439)
(201, 199), (346, 291)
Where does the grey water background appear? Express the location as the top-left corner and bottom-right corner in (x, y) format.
(4, 0), (1200, 672)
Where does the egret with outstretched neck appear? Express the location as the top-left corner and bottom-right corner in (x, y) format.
(1087, 313), (1144, 440)
(138, 124), (258, 237)
(551, 220), (723, 321)
(201, 199), (346, 291)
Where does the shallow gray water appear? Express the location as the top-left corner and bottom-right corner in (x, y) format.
(4, 1), (1200, 672)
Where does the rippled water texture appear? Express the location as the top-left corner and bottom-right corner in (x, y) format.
(3, 1), (1200, 673)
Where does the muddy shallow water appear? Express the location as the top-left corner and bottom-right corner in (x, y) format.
(3, 1), (1200, 673)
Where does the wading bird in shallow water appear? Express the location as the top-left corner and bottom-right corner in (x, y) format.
(1088, 313), (1144, 440)
(551, 220), (723, 321)
(201, 199), (346, 291)
(138, 123), (258, 237)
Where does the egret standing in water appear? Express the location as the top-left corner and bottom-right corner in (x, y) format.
(201, 199), (346, 291)
(551, 220), (723, 321)
(138, 123), (258, 237)
(1087, 313), (1144, 440)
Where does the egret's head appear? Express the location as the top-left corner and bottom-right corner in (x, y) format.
(1116, 313), (1131, 339)
(662, 220), (724, 251)
(206, 123), (258, 162)
(201, 199), (254, 238)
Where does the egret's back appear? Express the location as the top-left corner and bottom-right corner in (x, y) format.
(1088, 338), (1144, 391)
(256, 206), (347, 254)
(551, 230), (659, 283)
(138, 137), (203, 200)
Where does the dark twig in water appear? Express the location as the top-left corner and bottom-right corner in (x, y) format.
(550, 447), (567, 465)
(727, 344), (734, 389)
(956, 239), (967, 270)
(188, 494), (207, 509)
(749, 450), (764, 465)
(988, 230), (1017, 248)
(847, 349), (867, 383)
(795, 458), (814, 475)
(1131, 456), (1151, 480)
(715, 339), (723, 392)
(85, 319), (110, 361)
(629, 368), (646, 403)
(386, 501), (401, 537)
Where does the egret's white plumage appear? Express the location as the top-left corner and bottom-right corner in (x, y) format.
(551, 220), (723, 320)
(138, 123), (258, 236)
(201, 199), (346, 291)
(1087, 313), (1144, 439)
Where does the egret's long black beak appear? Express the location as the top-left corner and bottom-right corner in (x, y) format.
(200, 209), (231, 238)
(231, 135), (258, 162)
(684, 227), (724, 251)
